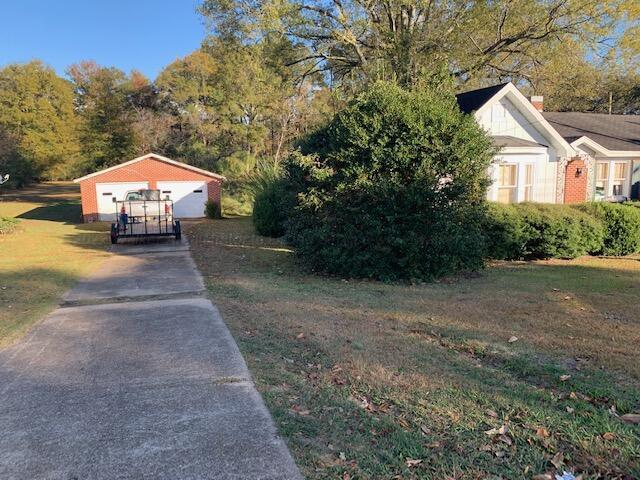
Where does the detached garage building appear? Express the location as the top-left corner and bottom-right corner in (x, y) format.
(74, 153), (224, 222)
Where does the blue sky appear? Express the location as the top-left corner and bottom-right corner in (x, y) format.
(0, 0), (206, 80)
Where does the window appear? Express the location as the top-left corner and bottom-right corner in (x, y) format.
(612, 162), (627, 196)
(125, 191), (143, 201)
(523, 164), (534, 201)
(595, 163), (609, 199)
(497, 164), (517, 203)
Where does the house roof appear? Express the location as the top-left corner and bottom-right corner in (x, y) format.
(73, 153), (226, 183)
(542, 112), (640, 152)
(455, 83), (509, 114)
(493, 136), (547, 149)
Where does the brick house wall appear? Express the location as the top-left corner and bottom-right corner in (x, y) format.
(563, 157), (588, 204)
(78, 156), (222, 222)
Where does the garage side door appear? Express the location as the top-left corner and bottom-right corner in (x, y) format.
(96, 182), (149, 221)
(157, 181), (208, 218)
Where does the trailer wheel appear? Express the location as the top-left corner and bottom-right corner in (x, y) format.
(110, 223), (118, 244)
(174, 220), (182, 240)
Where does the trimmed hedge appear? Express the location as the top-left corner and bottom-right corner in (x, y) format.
(573, 202), (640, 256)
(484, 203), (604, 260)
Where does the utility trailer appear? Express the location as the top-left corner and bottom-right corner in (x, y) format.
(110, 189), (181, 244)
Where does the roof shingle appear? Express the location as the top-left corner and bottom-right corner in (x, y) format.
(542, 112), (640, 152)
(455, 83), (508, 114)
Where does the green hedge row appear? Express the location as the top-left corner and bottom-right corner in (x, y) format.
(485, 202), (640, 260)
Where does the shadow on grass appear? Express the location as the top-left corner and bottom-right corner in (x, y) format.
(0, 268), (81, 346)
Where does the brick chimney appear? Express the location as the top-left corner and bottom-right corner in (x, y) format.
(529, 95), (544, 112)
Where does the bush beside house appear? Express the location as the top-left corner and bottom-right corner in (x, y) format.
(484, 203), (604, 260)
(256, 81), (495, 281)
(574, 202), (640, 256)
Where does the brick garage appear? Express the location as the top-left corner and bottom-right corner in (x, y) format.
(74, 153), (224, 222)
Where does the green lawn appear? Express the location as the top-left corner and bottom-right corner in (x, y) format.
(0, 183), (110, 346)
(187, 217), (640, 480)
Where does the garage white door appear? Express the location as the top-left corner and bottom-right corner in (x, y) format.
(157, 181), (208, 218)
(96, 182), (149, 221)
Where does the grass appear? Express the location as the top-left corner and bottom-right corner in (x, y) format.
(187, 217), (640, 480)
(0, 183), (110, 346)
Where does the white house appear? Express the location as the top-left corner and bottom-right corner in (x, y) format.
(456, 83), (640, 204)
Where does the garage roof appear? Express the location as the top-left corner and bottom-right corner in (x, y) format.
(73, 153), (226, 183)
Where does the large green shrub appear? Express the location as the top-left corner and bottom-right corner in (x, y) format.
(574, 202), (640, 255)
(285, 81), (495, 280)
(484, 203), (604, 260)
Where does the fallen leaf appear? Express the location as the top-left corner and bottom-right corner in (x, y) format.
(602, 432), (616, 441)
(486, 409), (498, 418)
(494, 450), (506, 458)
(420, 425), (431, 435)
(536, 427), (550, 439)
(621, 413), (640, 424)
(533, 475), (553, 480)
(296, 332), (305, 339)
(550, 451), (564, 469)
(508, 336), (519, 343)
(566, 407), (575, 414)
(563, 295), (571, 300)
(485, 425), (509, 436)
(559, 375), (571, 382)
(342, 472), (350, 480)
(406, 458), (422, 467)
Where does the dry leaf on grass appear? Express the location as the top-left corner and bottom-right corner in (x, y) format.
(602, 432), (616, 441)
(296, 332), (305, 339)
(559, 375), (571, 382)
(535, 427), (550, 439)
(620, 413), (640, 424)
(533, 474), (553, 480)
(485, 425), (509, 436)
(405, 458), (422, 467)
(508, 336), (519, 343)
(550, 451), (564, 469)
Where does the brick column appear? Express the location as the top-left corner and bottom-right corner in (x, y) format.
(563, 157), (588, 204)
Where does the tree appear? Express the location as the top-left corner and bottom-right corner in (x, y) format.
(68, 61), (137, 173)
(0, 61), (80, 181)
(200, 0), (631, 88)
(282, 81), (495, 280)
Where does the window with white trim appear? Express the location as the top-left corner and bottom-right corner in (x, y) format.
(612, 162), (628, 196)
(523, 164), (534, 201)
(595, 162), (609, 199)
(497, 164), (517, 203)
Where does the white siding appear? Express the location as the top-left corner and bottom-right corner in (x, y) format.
(476, 97), (560, 203)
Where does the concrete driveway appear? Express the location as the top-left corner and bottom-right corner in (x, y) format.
(0, 237), (301, 479)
